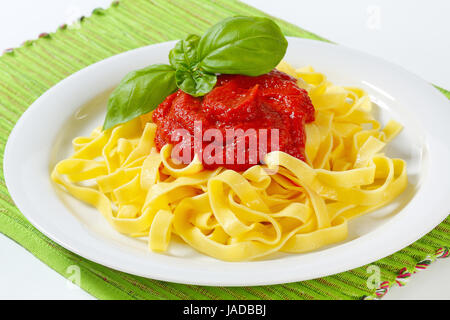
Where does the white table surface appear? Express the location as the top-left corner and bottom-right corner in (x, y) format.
(0, 0), (449, 300)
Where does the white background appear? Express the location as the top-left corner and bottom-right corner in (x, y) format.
(0, 0), (449, 300)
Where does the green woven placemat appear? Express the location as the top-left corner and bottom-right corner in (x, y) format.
(0, 0), (449, 300)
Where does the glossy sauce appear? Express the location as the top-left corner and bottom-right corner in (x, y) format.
(150, 70), (315, 170)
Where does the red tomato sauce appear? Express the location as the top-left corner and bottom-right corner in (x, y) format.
(151, 69), (315, 171)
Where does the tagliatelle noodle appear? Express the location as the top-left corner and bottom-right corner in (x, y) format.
(51, 62), (407, 261)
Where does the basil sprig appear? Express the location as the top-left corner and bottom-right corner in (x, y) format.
(103, 16), (287, 130)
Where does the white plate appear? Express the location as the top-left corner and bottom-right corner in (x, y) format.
(4, 38), (450, 286)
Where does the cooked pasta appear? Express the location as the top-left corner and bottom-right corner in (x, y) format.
(51, 62), (407, 261)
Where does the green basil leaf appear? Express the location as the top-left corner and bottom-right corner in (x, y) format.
(169, 34), (200, 70)
(196, 16), (288, 76)
(170, 34), (217, 96)
(175, 67), (217, 97)
(103, 64), (177, 130)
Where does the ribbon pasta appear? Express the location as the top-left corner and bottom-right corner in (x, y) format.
(51, 63), (407, 261)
